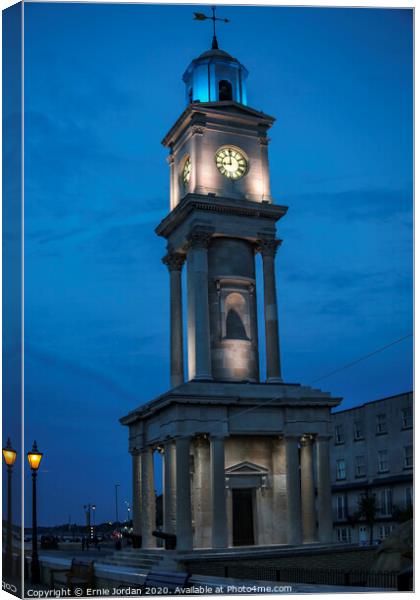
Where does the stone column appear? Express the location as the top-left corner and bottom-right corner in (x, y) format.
(284, 435), (302, 545)
(140, 447), (156, 548)
(176, 436), (193, 550)
(316, 436), (333, 543)
(163, 442), (176, 534)
(210, 436), (228, 548)
(271, 437), (287, 544)
(191, 125), (204, 193)
(167, 151), (177, 211)
(257, 238), (282, 382)
(194, 437), (211, 548)
(131, 451), (142, 537)
(186, 228), (213, 381)
(249, 283), (260, 382)
(259, 136), (271, 201)
(162, 252), (185, 388)
(300, 436), (317, 543)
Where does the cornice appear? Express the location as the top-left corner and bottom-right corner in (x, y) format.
(161, 101), (275, 148)
(155, 194), (288, 239)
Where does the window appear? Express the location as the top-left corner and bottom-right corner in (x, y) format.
(403, 445), (413, 469)
(354, 420), (364, 440)
(224, 292), (249, 340)
(218, 79), (233, 101)
(376, 413), (387, 435)
(336, 495), (347, 520)
(401, 407), (413, 429)
(378, 525), (392, 540)
(405, 487), (413, 509)
(336, 459), (346, 480)
(355, 455), (366, 478)
(337, 527), (351, 543)
(379, 488), (393, 516)
(335, 424), (344, 445)
(378, 450), (389, 473)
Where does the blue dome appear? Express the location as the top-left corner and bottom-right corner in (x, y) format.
(182, 46), (248, 106)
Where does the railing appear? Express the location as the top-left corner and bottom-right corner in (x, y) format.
(219, 565), (398, 589)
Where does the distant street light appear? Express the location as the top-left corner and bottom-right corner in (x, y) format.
(2, 438), (17, 575)
(27, 441), (43, 584)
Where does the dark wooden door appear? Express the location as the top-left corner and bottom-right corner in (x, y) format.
(232, 488), (254, 546)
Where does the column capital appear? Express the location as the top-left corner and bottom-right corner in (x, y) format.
(191, 125), (204, 136)
(166, 152), (175, 165)
(258, 136), (271, 146)
(162, 251), (185, 271)
(187, 227), (213, 250)
(129, 448), (142, 456)
(256, 237), (282, 257)
(300, 434), (315, 447)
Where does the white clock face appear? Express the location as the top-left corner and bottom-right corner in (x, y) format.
(215, 147), (248, 180)
(182, 156), (191, 185)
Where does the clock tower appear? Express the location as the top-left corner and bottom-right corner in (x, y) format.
(122, 31), (340, 554)
(158, 43), (287, 385)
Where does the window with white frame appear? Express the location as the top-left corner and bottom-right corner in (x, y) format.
(336, 459), (346, 480)
(336, 494), (347, 520)
(354, 420), (364, 440)
(401, 407), (413, 429)
(335, 424), (344, 444)
(337, 527), (351, 543)
(404, 445), (413, 469)
(379, 488), (393, 516)
(378, 525), (392, 540)
(405, 487), (413, 508)
(376, 413), (387, 434)
(378, 449), (389, 473)
(355, 455), (366, 478)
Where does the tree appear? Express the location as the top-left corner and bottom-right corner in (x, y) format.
(358, 491), (377, 545)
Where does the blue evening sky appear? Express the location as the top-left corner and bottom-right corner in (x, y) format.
(23, 3), (413, 526)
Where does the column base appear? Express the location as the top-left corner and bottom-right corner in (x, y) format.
(192, 375), (214, 382)
(267, 377), (283, 383)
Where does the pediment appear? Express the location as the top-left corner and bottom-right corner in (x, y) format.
(225, 461), (269, 476)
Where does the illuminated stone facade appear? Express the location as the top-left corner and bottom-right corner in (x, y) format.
(121, 41), (341, 551)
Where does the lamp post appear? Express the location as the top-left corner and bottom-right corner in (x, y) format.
(2, 438), (17, 575)
(92, 505), (96, 540)
(27, 441), (43, 584)
(115, 484), (120, 525)
(124, 500), (131, 524)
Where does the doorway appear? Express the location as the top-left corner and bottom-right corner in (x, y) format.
(232, 488), (255, 546)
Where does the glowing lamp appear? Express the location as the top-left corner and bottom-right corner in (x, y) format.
(2, 438), (17, 467)
(27, 441), (43, 471)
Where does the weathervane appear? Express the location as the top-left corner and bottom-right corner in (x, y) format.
(193, 6), (229, 50)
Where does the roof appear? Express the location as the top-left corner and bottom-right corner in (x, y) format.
(332, 390), (413, 416)
(195, 47), (238, 63)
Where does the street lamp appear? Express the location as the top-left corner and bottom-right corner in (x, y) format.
(124, 500), (131, 523)
(92, 505), (96, 539)
(115, 484), (120, 524)
(27, 441), (43, 584)
(2, 438), (17, 575)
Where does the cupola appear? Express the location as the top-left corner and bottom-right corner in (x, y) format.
(182, 43), (248, 106)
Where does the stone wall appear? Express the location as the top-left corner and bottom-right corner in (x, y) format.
(182, 545), (377, 577)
